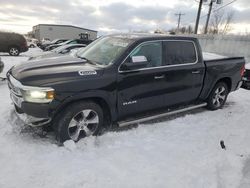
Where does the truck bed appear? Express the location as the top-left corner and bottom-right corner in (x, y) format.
(200, 55), (245, 100)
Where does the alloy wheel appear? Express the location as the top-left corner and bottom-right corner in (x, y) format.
(68, 109), (99, 141)
(10, 48), (19, 56)
(212, 86), (227, 108)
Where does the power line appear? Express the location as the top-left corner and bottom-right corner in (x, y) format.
(213, 0), (237, 12)
(200, 0), (237, 19)
(182, 0), (237, 32)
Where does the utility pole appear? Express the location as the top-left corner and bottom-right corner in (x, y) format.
(175, 12), (185, 32)
(204, 0), (224, 34)
(204, 1), (214, 34)
(194, 0), (203, 34)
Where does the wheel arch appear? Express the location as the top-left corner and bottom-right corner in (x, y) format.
(202, 77), (232, 100)
(53, 94), (115, 129)
(215, 77), (232, 92)
(206, 78), (231, 110)
(8, 45), (20, 51)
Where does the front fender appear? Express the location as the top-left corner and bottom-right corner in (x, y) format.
(52, 90), (117, 121)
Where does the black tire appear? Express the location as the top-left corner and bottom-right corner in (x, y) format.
(9, 47), (20, 56)
(206, 82), (229, 110)
(53, 101), (104, 143)
(29, 44), (35, 48)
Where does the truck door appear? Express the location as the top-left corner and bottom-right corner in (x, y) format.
(117, 41), (166, 119)
(161, 40), (205, 106)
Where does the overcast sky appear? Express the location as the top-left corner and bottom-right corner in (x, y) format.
(0, 0), (249, 35)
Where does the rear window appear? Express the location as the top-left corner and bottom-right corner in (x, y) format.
(163, 41), (197, 65)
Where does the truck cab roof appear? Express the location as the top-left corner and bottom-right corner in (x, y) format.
(107, 33), (198, 42)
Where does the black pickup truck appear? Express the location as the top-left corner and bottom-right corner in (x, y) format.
(6, 34), (245, 143)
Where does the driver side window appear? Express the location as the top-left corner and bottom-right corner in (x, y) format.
(129, 41), (162, 68)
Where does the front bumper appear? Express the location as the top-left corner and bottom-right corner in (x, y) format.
(7, 73), (53, 126)
(20, 46), (29, 53)
(14, 109), (51, 127)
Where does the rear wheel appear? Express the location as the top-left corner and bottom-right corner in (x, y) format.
(207, 82), (229, 110)
(9, 47), (20, 56)
(53, 101), (104, 143)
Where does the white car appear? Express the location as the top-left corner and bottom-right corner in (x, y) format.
(26, 38), (38, 48)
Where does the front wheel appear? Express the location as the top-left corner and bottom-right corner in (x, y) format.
(53, 101), (104, 143)
(206, 82), (229, 110)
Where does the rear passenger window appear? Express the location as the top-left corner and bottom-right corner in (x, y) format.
(129, 41), (162, 68)
(163, 41), (197, 65)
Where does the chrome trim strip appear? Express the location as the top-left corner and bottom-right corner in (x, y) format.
(118, 39), (199, 73)
(8, 74), (54, 92)
(118, 103), (207, 127)
(10, 92), (23, 108)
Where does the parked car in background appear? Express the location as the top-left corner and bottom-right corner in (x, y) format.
(42, 38), (51, 43)
(37, 38), (50, 48)
(26, 38), (38, 48)
(0, 31), (28, 56)
(29, 44), (86, 60)
(6, 34), (245, 143)
(39, 39), (68, 50)
(242, 64), (250, 89)
(44, 39), (92, 51)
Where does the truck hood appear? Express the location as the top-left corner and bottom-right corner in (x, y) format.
(29, 52), (62, 61)
(10, 55), (104, 86)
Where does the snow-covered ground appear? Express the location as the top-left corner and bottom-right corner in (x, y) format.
(0, 49), (250, 188)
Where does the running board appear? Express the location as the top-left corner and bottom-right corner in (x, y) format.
(118, 103), (207, 127)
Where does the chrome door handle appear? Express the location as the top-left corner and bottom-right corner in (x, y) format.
(154, 75), (165, 79)
(192, 70), (201, 74)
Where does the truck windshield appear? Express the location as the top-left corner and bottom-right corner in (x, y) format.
(76, 36), (133, 66)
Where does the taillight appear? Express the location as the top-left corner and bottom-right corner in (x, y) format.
(241, 64), (245, 77)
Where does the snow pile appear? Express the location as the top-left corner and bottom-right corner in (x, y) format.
(203, 52), (228, 61)
(0, 48), (250, 188)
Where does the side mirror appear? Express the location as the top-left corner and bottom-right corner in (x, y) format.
(121, 56), (148, 71)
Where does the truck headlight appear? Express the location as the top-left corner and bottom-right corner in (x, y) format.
(22, 87), (55, 103)
(8, 74), (55, 103)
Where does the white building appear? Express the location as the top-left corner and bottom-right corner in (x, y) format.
(31, 24), (97, 41)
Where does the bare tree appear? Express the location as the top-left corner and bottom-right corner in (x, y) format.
(222, 11), (234, 34)
(168, 25), (193, 34)
(208, 10), (235, 35)
(187, 25), (194, 34)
